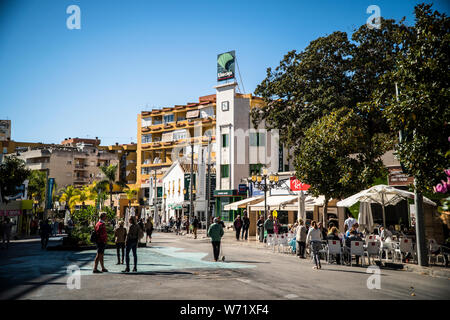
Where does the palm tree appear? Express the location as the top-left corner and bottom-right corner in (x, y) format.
(72, 186), (95, 210)
(28, 170), (46, 209)
(59, 185), (77, 212)
(98, 164), (127, 210)
(124, 187), (138, 208)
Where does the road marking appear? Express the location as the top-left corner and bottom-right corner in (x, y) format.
(285, 294), (299, 299)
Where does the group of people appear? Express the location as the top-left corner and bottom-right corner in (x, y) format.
(92, 213), (154, 273)
(232, 211), (250, 240)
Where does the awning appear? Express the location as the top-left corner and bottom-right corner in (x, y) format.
(248, 195), (298, 211)
(281, 195), (326, 211)
(223, 196), (264, 211)
(186, 110), (199, 119)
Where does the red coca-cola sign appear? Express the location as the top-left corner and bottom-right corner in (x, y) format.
(290, 177), (310, 191)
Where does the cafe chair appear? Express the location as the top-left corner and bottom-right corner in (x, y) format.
(350, 241), (365, 267)
(365, 241), (381, 265)
(428, 239), (445, 266)
(394, 238), (416, 264)
(327, 240), (343, 264)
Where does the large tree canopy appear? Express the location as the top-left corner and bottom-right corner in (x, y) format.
(377, 4), (450, 192)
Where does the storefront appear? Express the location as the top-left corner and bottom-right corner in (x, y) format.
(0, 199), (33, 237)
(214, 190), (246, 222)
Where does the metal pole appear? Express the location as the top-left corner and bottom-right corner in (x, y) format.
(154, 169), (157, 226)
(206, 137), (211, 231)
(190, 142), (194, 231)
(414, 178), (428, 266)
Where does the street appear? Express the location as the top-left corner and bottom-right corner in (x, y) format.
(1, 230), (449, 300)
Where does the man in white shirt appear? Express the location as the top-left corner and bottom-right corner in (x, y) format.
(344, 214), (357, 233)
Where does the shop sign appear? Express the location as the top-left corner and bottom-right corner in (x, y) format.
(388, 166), (414, 186)
(238, 184), (247, 194)
(0, 209), (22, 216)
(290, 177), (310, 191)
(214, 190), (234, 196)
(217, 51), (235, 81)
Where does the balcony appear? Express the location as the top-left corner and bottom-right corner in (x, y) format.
(74, 164), (86, 169)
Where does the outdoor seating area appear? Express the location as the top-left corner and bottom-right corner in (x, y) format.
(263, 229), (448, 268)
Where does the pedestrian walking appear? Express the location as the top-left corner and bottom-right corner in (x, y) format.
(93, 212), (109, 273)
(233, 215), (242, 240)
(241, 211), (250, 240)
(2, 218), (15, 249)
(39, 219), (52, 249)
(207, 217), (224, 262)
(296, 219), (307, 259)
(273, 217), (281, 234)
(145, 217), (153, 243)
(264, 215), (275, 242)
(257, 215), (264, 242)
(123, 216), (139, 273)
(114, 220), (127, 265)
(306, 220), (323, 270)
(176, 217), (182, 235)
(192, 216), (200, 239)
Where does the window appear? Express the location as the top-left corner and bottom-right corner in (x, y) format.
(173, 130), (187, 141)
(142, 134), (152, 144)
(221, 164), (229, 178)
(221, 101), (229, 111)
(163, 114), (174, 124)
(141, 118), (152, 127)
(222, 134), (229, 148)
(177, 114), (186, 121)
(250, 132), (266, 147)
(249, 164), (263, 175)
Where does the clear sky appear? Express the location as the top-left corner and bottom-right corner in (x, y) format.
(1, 0), (449, 146)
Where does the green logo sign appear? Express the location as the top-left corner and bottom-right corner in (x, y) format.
(217, 51), (235, 81)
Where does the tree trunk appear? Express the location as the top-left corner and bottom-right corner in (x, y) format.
(323, 196), (329, 227)
(110, 183), (113, 210)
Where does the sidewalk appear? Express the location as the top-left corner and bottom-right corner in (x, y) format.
(183, 229), (450, 279)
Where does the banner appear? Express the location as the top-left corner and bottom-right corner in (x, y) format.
(289, 177), (310, 191)
(46, 178), (55, 209)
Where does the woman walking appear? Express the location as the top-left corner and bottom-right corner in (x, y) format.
(145, 217), (153, 243)
(114, 220), (127, 265)
(306, 220), (323, 269)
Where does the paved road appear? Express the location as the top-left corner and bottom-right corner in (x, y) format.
(0, 231), (449, 300)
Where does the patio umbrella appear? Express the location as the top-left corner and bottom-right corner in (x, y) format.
(337, 184), (436, 227)
(358, 202), (374, 233)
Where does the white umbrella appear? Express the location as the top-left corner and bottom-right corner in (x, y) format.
(358, 202), (374, 233)
(337, 184), (436, 227)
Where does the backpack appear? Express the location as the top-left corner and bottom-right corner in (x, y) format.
(90, 228), (98, 243)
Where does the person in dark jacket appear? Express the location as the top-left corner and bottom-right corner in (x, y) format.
(207, 217), (224, 261)
(192, 216), (200, 239)
(241, 212), (250, 240)
(39, 219), (52, 249)
(233, 215), (242, 240)
(123, 216), (140, 273)
(93, 212), (108, 273)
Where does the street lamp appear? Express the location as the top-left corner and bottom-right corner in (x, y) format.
(251, 168), (280, 242)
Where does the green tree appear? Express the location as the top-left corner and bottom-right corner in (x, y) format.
(296, 108), (389, 220)
(98, 164), (126, 210)
(378, 3), (450, 192)
(28, 170), (46, 208)
(0, 155), (30, 202)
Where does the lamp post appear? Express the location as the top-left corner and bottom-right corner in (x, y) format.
(251, 168), (280, 242)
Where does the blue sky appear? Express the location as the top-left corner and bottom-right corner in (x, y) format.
(1, 0), (449, 146)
